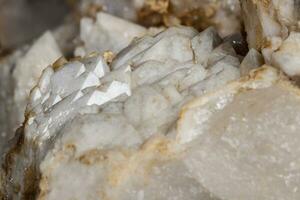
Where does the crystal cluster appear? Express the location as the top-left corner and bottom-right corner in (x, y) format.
(241, 0), (300, 76)
(1, 0), (300, 200)
(2, 26), (241, 199)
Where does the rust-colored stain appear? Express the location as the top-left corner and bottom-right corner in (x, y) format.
(137, 0), (218, 32)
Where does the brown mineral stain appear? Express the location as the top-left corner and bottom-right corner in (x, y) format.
(103, 51), (115, 65)
(98, 190), (111, 200)
(138, 6), (165, 27)
(255, 24), (264, 50)
(2, 126), (25, 175)
(78, 149), (108, 165)
(65, 143), (76, 152)
(250, 65), (276, 80)
(177, 6), (216, 32)
(38, 175), (49, 200)
(69, 56), (83, 62)
(260, 0), (271, 8)
(22, 165), (41, 200)
(85, 3), (103, 19)
(137, 0), (218, 32)
(145, 0), (169, 14)
(52, 56), (68, 71)
(1, 123), (44, 199)
(252, 0), (271, 8)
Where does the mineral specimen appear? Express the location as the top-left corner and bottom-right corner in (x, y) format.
(1, 26), (240, 199)
(1, 0), (300, 200)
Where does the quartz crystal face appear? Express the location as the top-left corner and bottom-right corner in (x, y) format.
(1, 0), (300, 200)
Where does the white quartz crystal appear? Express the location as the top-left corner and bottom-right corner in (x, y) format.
(13, 31), (62, 126)
(240, 48), (264, 76)
(76, 12), (146, 56)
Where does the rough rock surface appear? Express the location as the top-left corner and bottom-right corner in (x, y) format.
(178, 66), (300, 199)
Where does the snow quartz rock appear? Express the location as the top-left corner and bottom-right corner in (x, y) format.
(1, 26), (243, 199)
